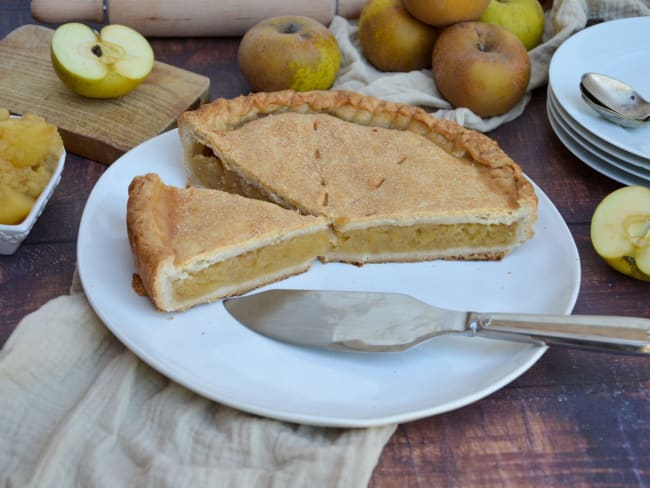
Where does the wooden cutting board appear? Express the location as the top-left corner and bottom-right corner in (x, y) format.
(0, 25), (210, 164)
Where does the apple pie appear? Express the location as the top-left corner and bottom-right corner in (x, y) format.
(127, 173), (332, 311)
(178, 90), (537, 264)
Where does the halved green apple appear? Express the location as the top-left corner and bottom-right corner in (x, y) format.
(51, 23), (154, 99)
(590, 185), (650, 281)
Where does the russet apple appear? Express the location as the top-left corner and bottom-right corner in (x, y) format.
(591, 185), (650, 281)
(432, 21), (531, 117)
(403, 0), (490, 27)
(358, 0), (439, 72)
(51, 23), (154, 99)
(479, 0), (545, 50)
(238, 16), (341, 92)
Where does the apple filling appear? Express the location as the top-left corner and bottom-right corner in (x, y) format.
(188, 142), (293, 209)
(187, 142), (519, 263)
(172, 231), (330, 302)
(186, 147), (221, 189)
(330, 222), (516, 260)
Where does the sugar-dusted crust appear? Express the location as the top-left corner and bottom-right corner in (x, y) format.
(178, 90), (538, 263)
(126, 173), (331, 311)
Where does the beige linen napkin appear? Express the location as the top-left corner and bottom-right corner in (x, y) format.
(331, 0), (650, 132)
(0, 278), (395, 487)
(2, 2), (649, 487)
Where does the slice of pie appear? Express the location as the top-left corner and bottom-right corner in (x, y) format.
(178, 90), (538, 264)
(126, 173), (332, 311)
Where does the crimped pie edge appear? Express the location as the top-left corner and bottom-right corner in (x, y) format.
(178, 89), (538, 224)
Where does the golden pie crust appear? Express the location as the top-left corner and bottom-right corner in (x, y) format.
(178, 90), (537, 264)
(127, 173), (332, 311)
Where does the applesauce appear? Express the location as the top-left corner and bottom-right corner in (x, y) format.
(0, 110), (64, 224)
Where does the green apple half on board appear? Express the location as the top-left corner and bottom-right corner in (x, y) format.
(591, 185), (650, 281)
(51, 23), (154, 99)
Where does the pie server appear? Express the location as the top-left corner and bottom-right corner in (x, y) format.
(223, 289), (650, 354)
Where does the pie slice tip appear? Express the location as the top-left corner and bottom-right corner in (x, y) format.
(126, 172), (332, 312)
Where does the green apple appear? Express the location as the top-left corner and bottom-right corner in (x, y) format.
(358, 0), (439, 72)
(403, 0), (490, 27)
(238, 16), (341, 92)
(591, 185), (650, 281)
(51, 23), (154, 99)
(432, 21), (531, 117)
(479, 0), (545, 50)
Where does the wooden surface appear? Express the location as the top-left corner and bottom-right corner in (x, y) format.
(1, 4), (649, 487)
(0, 25), (210, 164)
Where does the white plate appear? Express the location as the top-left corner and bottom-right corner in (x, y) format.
(548, 87), (650, 172)
(77, 129), (581, 427)
(548, 90), (650, 181)
(547, 91), (650, 187)
(549, 17), (650, 160)
(547, 88), (650, 184)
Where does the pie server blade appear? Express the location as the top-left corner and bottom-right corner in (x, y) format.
(223, 289), (650, 354)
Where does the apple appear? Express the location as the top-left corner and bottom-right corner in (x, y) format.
(51, 23), (154, 99)
(432, 21), (531, 117)
(590, 185), (650, 282)
(358, 0), (439, 72)
(479, 0), (545, 50)
(403, 0), (490, 27)
(238, 16), (341, 92)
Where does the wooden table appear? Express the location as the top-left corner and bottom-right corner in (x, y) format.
(2, 4), (648, 486)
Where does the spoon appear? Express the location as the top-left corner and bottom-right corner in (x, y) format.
(580, 73), (650, 128)
(580, 88), (649, 128)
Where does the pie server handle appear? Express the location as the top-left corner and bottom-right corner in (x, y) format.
(473, 312), (650, 354)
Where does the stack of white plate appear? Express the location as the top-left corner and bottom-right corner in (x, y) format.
(547, 16), (650, 186)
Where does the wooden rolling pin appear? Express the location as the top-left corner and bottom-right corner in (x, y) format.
(31, 0), (366, 37)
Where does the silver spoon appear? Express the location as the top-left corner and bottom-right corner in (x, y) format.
(580, 73), (650, 128)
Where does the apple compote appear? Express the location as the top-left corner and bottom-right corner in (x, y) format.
(0, 110), (64, 224)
